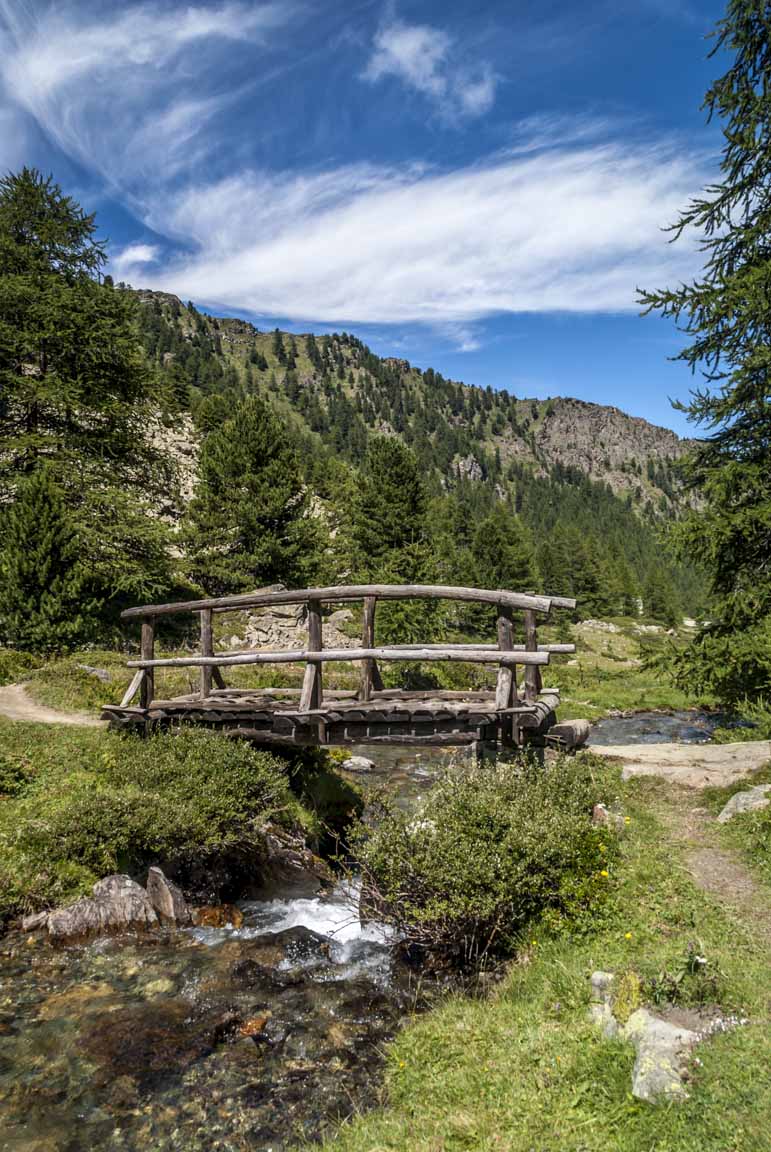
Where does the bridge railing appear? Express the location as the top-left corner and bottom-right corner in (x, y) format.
(118, 584), (576, 714)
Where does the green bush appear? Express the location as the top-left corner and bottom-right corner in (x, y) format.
(0, 648), (41, 686)
(0, 727), (296, 925)
(353, 752), (619, 969)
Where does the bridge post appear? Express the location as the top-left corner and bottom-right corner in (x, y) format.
(524, 609), (541, 704)
(140, 619), (155, 712)
(360, 596), (384, 701)
(300, 598), (323, 712)
(495, 607), (517, 746)
(200, 608), (213, 699)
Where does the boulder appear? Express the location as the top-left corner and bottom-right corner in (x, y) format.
(622, 1008), (699, 1102)
(192, 904), (244, 929)
(717, 784), (771, 824)
(47, 875), (158, 941)
(327, 608), (353, 626)
(341, 755), (376, 774)
(146, 866), (191, 925)
(256, 823), (334, 897)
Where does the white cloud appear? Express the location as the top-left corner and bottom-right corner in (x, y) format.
(140, 135), (704, 325)
(0, 1), (293, 194)
(364, 18), (497, 120)
(111, 242), (160, 278)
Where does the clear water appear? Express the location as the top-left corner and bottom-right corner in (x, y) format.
(588, 709), (726, 746)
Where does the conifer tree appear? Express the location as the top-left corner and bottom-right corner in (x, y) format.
(351, 436), (428, 564)
(184, 397), (316, 595)
(640, 2), (771, 701)
(0, 469), (101, 651)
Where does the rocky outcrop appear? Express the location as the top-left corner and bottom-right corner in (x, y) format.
(26, 867), (191, 941)
(47, 876), (158, 941)
(717, 784), (771, 823)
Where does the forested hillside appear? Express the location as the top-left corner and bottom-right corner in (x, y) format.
(135, 289), (704, 623)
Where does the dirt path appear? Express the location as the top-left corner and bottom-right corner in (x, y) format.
(594, 739), (771, 788)
(0, 683), (105, 728)
(659, 793), (771, 949)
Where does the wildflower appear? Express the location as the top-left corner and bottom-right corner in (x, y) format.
(624, 816), (631, 824)
(398, 1060), (406, 1068)
(531, 939), (537, 947)
(600, 869), (609, 878)
(625, 932), (632, 940)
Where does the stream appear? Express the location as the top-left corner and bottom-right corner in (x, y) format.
(0, 715), (722, 1151)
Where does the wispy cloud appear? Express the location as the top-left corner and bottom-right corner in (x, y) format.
(363, 17), (497, 121)
(141, 134), (704, 324)
(0, 1), (294, 195)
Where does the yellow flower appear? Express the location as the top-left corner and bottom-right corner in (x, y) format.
(599, 844), (606, 853)
(624, 816), (631, 824)
(600, 869), (609, 878)
(625, 932), (632, 940)
(398, 1060), (406, 1068)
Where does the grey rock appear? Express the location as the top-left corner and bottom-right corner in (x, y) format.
(22, 910), (50, 932)
(589, 970), (615, 1003)
(341, 755), (376, 774)
(622, 1008), (699, 1102)
(592, 803), (626, 833)
(588, 970), (618, 1038)
(76, 664), (111, 683)
(47, 875), (158, 941)
(717, 784), (771, 824)
(146, 866), (191, 925)
(327, 608), (353, 626)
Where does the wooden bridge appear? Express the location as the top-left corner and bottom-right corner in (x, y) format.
(103, 584), (579, 749)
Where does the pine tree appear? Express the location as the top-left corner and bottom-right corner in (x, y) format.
(0, 169), (163, 491)
(184, 397), (316, 595)
(351, 436), (428, 565)
(639, 2), (771, 702)
(0, 469), (101, 651)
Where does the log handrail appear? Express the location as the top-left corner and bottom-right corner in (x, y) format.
(120, 584), (575, 620)
(127, 646), (551, 670)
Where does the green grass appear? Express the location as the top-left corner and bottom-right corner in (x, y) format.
(698, 763), (771, 894)
(315, 769), (771, 1152)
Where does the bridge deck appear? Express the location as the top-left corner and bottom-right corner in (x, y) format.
(103, 686), (561, 747)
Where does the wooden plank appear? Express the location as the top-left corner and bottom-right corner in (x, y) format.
(140, 620), (155, 710)
(200, 608), (213, 699)
(119, 669), (145, 708)
(299, 599), (323, 711)
(128, 646), (551, 670)
(120, 583), (554, 621)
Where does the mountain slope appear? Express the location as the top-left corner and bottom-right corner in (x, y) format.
(136, 288), (689, 517)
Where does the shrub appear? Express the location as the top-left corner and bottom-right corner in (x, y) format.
(353, 752), (619, 969)
(0, 648), (41, 686)
(0, 728), (297, 925)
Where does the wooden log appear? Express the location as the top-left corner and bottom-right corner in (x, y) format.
(128, 646), (551, 670)
(299, 599), (323, 711)
(120, 583), (554, 621)
(200, 608), (213, 699)
(380, 643), (575, 654)
(546, 719), (590, 749)
(140, 620), (155, 710)
(212, 666), (227, 690)
(523, 609), (541, 704)
(495, 608), (516, 745)
(360, 596), (384, 700)
(119, 669), (145, 708)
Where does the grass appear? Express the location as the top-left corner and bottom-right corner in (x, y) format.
(697, 763), (771, 894)
(315, 767), (771, 1152)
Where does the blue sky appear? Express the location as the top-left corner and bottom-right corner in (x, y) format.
(0, 0), (728, 434)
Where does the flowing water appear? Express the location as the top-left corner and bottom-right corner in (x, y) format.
(588, 709), (728, 746)
(0, 719), (722, 1151)
(0, 745), (458, 1152)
